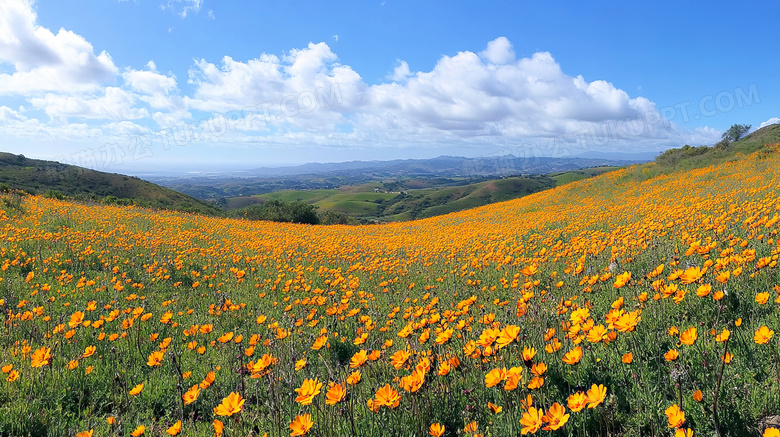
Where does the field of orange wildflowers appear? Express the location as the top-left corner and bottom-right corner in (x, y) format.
(1, 146), (779, 436)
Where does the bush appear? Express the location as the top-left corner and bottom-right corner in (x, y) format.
(236, 199), (320, 224)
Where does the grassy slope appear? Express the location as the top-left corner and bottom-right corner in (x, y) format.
(2, 145), (779, 435)
(229, 169), (621, 222)
(0, 152), (221, 215)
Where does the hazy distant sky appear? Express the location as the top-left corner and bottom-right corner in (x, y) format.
(0, 0), (777, 174)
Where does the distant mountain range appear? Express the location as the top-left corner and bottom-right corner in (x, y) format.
(150, 153), (647, 182)
(148, 154), (647, 200)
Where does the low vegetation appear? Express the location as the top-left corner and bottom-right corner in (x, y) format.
(0, 153), (221, 216)
(0, 141), (779, 436)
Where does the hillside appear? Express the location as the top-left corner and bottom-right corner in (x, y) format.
(226, 168), (618, 222)
(652, 123), (780, 171)
(1, 144), (778, 435)
(0, 152), (221, 215)
(152, 155), (643, 200)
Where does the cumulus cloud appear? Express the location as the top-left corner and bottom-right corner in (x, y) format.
(30, 87), (149, 121)
(389, 60), (411, 82)
(180, 37), (713, 154)
(0, 0), (118, 94)
(0, 105), (27, 121)
(759, 117), (780, 129)
(186, 42), (365, 118)
(122, 61), (183, 110)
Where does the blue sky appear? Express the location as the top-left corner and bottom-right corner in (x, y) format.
(0, 0), (777, 174)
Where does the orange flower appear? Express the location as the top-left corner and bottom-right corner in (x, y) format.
(131, 425), (145, 436)
(484, 367), (507, 388)
(200, 371), (216, 388)
(622, 352), (633, 364)
(349, 350), (368, 368)
(82, 346), (96, 358)
(311, 335), (327, 351)
(495, 325), (520, 349)
(522, 346), (537, 362)
(519, 407), (544, 434)
(764, 428), (780, 437)
(665, 404), (685, 428)
(562, 346), (583, 365)
(613, 271), (631, 288)
(693, 390), (703, 402)
(166, 420), (181, 436)
(488, 402), (502, 414)
(715, 329), (731, 342)
(289, 414), (314, 436)
(346, 370), (361, 385)
(374, 384), (400, 409)
(614, 310), (641, 332)
(665, 349), (679, 361)
(567, 392), (588, 412)
(542, 402), (570, 431)
(325, 383), (346, 405)
(7, 370), (20, 382)
(586, 384), (607, 408)
(680, 327), (697, 346)
(213, 420), (224, 437)
(147, 350), (164, 367)
(182, 384), (200, 405)
(294, 378), (323, 405)
(429, 423), (445, 437)
(129, 383), (144, 396)
(527, 376), (544, 390)
(76, 431), (93, 437)
(31, 347), (52, 368)
(390, 350), (410, 369)
(214, 392), (245, 416)
(754, 325), (774, 344)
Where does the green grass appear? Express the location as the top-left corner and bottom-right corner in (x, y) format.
(0, 152), (221, 216)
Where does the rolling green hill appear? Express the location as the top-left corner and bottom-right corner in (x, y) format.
(230, 168), (620, 222)
(0, 152), (221, 215)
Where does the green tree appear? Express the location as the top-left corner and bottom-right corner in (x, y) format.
(721, 124), (751, 144)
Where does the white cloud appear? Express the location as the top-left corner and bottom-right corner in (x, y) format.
(162, 0), (202, 18)
(0, 0), (118, 94)
(186, 42), (365, 116)
(389, 60), (411, 82)
(123, 64), (176, 96)
(30, 87), (149, 121)
(479, 36), (515, 65)
(759, 117), (780, 129)
(0, 105), (27, 121)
